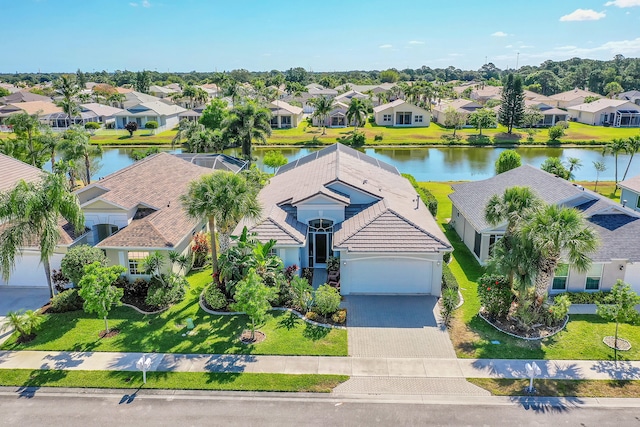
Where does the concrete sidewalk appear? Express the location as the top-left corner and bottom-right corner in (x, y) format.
(1, 350), (639, 381)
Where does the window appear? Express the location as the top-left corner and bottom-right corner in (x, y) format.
(128, 251), (149, 275)
(414, 115), (423, 123)
(396, 112), (412, 125)
(280, 116), (292, 127)
(552, 263), (569, 290)
(383, 114), (392, 122)
(636, 196), (640, 209)
(585, 263), (603, 290)
(270, 116), (278, 127)
(488, 234), (502, 256)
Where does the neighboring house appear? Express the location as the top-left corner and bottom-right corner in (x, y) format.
(373, 99), (430, 127)
(617, 90), (640, 106)
(42, 111), (100, 129)
(79, 103), (126, 126)
(74, 153), (212, 280)
(334, 90), (368, 104)
(567, 99), (640, 127)
(0, 154), (88, 287)
(312, 101), (350, 128)
(619, 175), (640, 213)
(172, 153), (248, 173)
(449, 165), (640, 294)
(470, 85), (502, 104)
(113, 101), (187, 131)
(235, 143), (452, 296)
(269, 100), (304, 129)
(334, 83), (396, 94)
(0, 83), (20, 94)
(525, 100), (568, 127)
(0, 91), (52, 105)
(549, 88), (600, 109)
(119, 91), (167, 109)
(0, 101), (62, 125)
(522, 89), (555, 104)
(431, 99), (482, 126)
(148, 85), (178, 99)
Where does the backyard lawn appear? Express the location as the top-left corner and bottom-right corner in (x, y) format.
(420, 181), (640, 361)
(90, 128), (178, 146)
(1, 270), (347, 356)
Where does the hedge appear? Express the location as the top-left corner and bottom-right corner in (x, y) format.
(402, 173), (438, 216)
(442, 263), (458, 292)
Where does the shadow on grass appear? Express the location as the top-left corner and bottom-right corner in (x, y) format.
(277, 313), (301, 330)
(16, 368), (69, 399)
(303, 324), (330, 341)
(117, 135), (133, 140)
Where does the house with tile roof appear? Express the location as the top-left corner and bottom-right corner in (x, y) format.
(74, 152), (211, 280)
(619, 174), (640, 213)
(549, 88), (600, 109)
(0, 101), (62, 125)
(234, 144), (452, 295)
(567, 99), (640, 127)
(268, 100), (304, 129)
(449, 165), (640, 294)
(311, 101), (351, 128)
(113, 100), (186, 132)
(0, 154), (88, 288)
(373, 99), (430, 127)
(431, 99), (482, 126)
(617, 90), (640, 106)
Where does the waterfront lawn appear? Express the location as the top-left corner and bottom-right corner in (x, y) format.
(1, 270), (347, 356)
(468, 378), (640, 398)
(90, 128), (178, 145)
(420, 181), (640, 361)
(0, 370), (348, 393)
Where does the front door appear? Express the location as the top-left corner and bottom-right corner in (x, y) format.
(315, 233), (328, 266)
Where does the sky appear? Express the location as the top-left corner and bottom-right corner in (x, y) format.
(3, 0), (640, 73)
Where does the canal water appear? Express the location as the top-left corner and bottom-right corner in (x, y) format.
(89, 146), (639, 182)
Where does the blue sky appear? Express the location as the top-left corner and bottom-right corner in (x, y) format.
(3, 0), (640, 72)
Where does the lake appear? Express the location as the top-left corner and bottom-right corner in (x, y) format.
(88, 146), (640, 182)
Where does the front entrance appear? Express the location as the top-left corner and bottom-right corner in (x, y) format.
(307, 219), (333, 268)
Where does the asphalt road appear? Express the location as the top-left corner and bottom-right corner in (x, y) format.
(0, 389), (639, 426)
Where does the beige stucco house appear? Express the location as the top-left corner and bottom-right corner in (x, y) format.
(567, 99), (640, 127)
(269, 100), (304, 129)
(549, 88), (600, 109)
(373, 99), (430, 127)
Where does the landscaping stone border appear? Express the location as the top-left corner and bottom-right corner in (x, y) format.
(198, 292), (346, 330)
(478, 311), (569, 341)
(121, 302), (169, 315)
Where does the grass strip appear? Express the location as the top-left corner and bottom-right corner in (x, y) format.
(468, 377), (640, 398)
(0, 369), (348, 393)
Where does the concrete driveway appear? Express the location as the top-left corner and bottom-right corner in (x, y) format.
(0, 287), (50, 343)
(343, 295), (456, 358)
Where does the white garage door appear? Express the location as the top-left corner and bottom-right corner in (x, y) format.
(343, 257), (433, 295)
(0, 252), (59, 288)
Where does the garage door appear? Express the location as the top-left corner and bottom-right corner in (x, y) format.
(342, 257), (433, 295)
(0, 252), (59, 288)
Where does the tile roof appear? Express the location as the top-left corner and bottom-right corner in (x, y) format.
(270, 100), (303, 115)
(568, 99), (637, 113)
(619, 175), (640, 193)
(115, 101), (186, 117)
(80, 103), (125, 117)
(77, 153), (212, 249)
(7, 101), (62, 116)
(0, 153), (45, 192)
(236, 144), (451, 253)
(0, 91), (51, 104)
(550, 88), (599, 102)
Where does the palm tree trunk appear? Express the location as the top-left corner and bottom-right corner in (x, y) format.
(622, 153), (635, 182)
(104, 316), (109, 334)
(534, 257), (557, 306)
(209, 216), (219, 276)
(43, 257), (55, 298)
(219, 232), (231, 253)
(84, 154), (91, 185)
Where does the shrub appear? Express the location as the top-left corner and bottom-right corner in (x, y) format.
(442, 263), (459, 292)
(326, 256), (340, 272)
(49, 289), (84, 313)
(441, 287), (458, 326)
(331, 309), (347, 324)
(544, 294), (571, 326)
(556, 120), (569, 129)
(548, 125), (565, 141)
(443, 252), (451, 264)
(313, 284), (341, 317)
(203, 283), (227, 310)
(84, 122), (100, 130)
(145, 275), (187, 308)
(61, 244), (108, 286)
(562, 291), (610, 304)
(125, 278), (150, 299)
(290, 276), (313, 312)
(191, 232), (210, 268)
(51, 269), (70, 293)
(0, 310), (44, 339)
(144, 120), (158, 129)
(306, 311), (320, 322)
(275, 278), (296, 308)
(302, 268), (313, 284)
(477, 274), (513, 320)
(284, 264), (299, 282)
(374, 133), (384, 142)
(402, 173), (438, 216)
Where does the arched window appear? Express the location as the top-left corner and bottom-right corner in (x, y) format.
(308, 219), (333, 232)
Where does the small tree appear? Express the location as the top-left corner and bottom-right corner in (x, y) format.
(593, 160), (607, 192)
(61, 244), (108, 286)
(290, 276), (313, 313)
(313, 284), (341, 317)
(263, 150), (288, 173)
(200, 98), (229, 130)
(468, 108), (496, 136)
(541, 157), (570, 179)
(596, 280), (640, 351)
(495, 150), (522, 174)
(78, 262), (126, 334)
(548, 125), (564, 141)
(0, 310), (44, 340)
(522, 106), (544, 129)
(232, 269), (276, 341)
(124, 121), (138, 137)
(144, 121), (158, 134)
(443, 106), (468, 138)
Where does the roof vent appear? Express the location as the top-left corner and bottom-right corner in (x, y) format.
(415, 194), (421, 210)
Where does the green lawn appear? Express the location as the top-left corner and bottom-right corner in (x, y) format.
(0, 369), (348, 393)
(90, 128), (178, 146)
(1, 270), (347, 356)
(420, 181), (640, 361)
(468, 378), (640, 398)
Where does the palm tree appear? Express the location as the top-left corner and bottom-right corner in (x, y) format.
(0, 310), (44, 340)
(55, 74), (80, 128)
(180, 171), (262, 275)
(621, 135), (640, 182)
(39, 127), (62, 171)
(346, 98), (368, 130)
(59, 125), (102, 186)
(0, 172), (85, 298)
(5, 112), (45, 167)
(565, 157), (582, 181)
(224, 101), (272, 161)
(310, 96), (333, 135)
(107, 93), (125, 108)
(602, 138), (628, 188)
(172, 119), (204, 149)
(522, 204), (599, 304)
(593, 160), (607, 192)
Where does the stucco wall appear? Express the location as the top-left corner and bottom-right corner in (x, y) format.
(621, 188), (640, 212)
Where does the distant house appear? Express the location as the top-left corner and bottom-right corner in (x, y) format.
(469, 85), (502, 104)
(449, 165), (640, 294)
(148, 85), (178, 99)
(549, 88), (600, 109)
(523, 89), (555, 104)
(268, 100), (304, 129)
(617, 90), (640, 106)
(79, 103), (125, 126)
(524, 100), (568, 127)
(373, 99), (430, 127)
(312, 101), (350, 128)
(0, 101), (62, 125)
(113, 101), (187, 131)
(567, 99), (640, 127)
(334, 90), (368, 104)
(0, 91), (52, 105)
(431, 99), (482, 126)
(619, 175), (640, 213)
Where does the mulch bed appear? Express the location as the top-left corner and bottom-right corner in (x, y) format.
(603, 336), (632, 351)
(480, 309), (567, 340)
(239, 330), (266, 344)
(16, 334), (36, 344)
(99, 329), (120, 339)
(121, 294), (161, 313)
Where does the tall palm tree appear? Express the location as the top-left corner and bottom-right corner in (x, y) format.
(172, 119), (204, 149)
(522, 204), (599, 304)
(0, 171), (85, 297)
(602, 138), (628, 187)
(593, 160), (607, 192)
(39, 127), (62, 170)
(224, 101), (272, 161)
(180, 171), (262, 275)
(565, 157), (582, 181)
(5, 112), (45, 167)
(55, 74), (80, 128)
(107, 93), (125, 108)
(59, 125), (102, 186)
(346, 98), (368, 130)
(310, 96), (333, 135)
(621, 135), (640, 182)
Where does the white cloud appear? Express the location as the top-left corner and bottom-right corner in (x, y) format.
(448, 53), (463, 57)
(408, 40), (425, 45)
(379, 44), (392, 49)
(142, 0), (151, 7)
(560, 9), (606, 21)
(129, 2), (138, 6)
(519, 45), (534, 49)
(491, 31), (508, 37)
(605, 0), (640, 7)
(505, 44), (513, 48)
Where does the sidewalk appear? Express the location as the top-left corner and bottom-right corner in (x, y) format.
(1, 350), (639, 381)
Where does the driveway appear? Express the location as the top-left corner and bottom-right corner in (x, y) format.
(0, 287), (50, 343)
(342, 295), (456, 358)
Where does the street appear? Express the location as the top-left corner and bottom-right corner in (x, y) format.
(0, 388), (638, 426)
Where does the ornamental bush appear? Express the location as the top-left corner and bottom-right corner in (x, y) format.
(477, 274), (513, 320)
(544, 294), (571, 326)
(145, 275), (187, 308)
(49, 289), (84, 313)
(61, 244), (108, 286)
(313, 284), (341, 317)
(84, 122), (100, 130)
(203, 283), (227, 310)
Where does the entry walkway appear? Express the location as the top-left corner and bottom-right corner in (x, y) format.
(1, 350), (639, 381)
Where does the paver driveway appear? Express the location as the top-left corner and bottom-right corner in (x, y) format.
(343, 295), (456, 358)
(0, 287), (50, 343)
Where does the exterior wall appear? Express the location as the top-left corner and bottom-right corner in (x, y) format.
(295, 196), (346, 225)
(558, 262), (626, 293)
(0, 251), (64, 287)
(620, 188), (640, 212)
(272, 112), (303, 128)
(82, 205), (130, 246)
(277, 247), (302, 269)
(105, 248), (175, 281)
(374, 104), (430, 127)
(624, 262), (640, 294)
